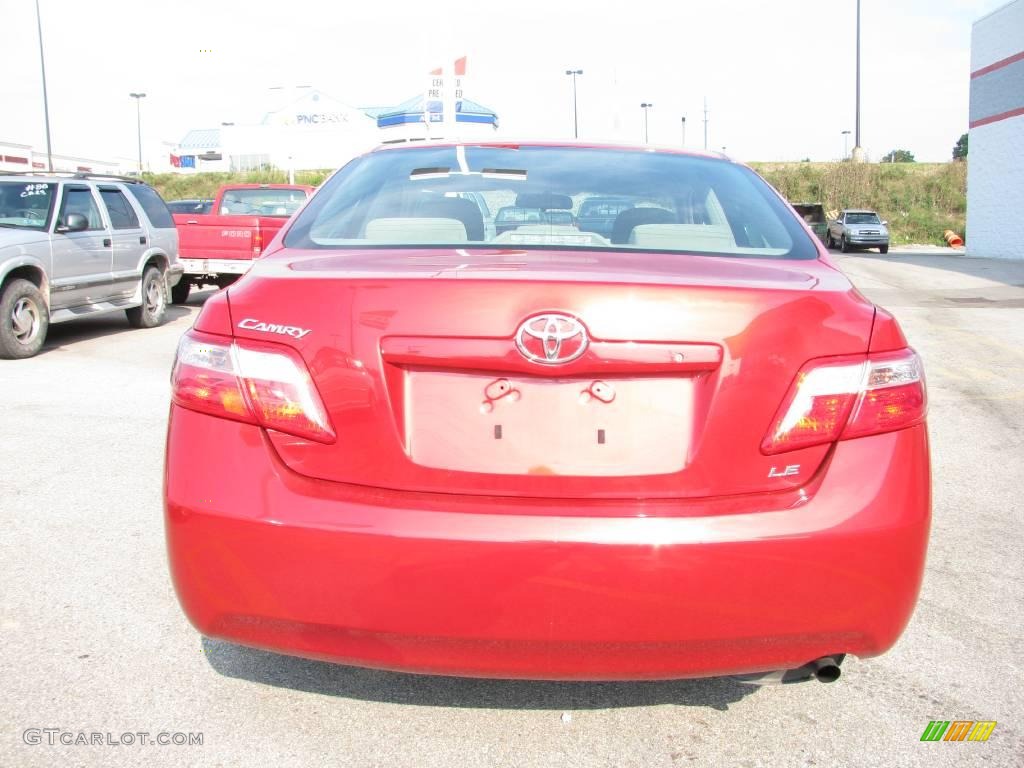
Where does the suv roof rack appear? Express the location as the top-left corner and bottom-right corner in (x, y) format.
(0, 171), (143, 184)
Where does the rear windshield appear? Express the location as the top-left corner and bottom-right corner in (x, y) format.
(285, 146), (818, 259)
(0, 182), (56, 229)
(219, 188), (309, 217)
(167, 199), (213, 214)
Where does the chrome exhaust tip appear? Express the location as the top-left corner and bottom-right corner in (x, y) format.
(731, 654), (846, 685)
(810, 656), (842, 683)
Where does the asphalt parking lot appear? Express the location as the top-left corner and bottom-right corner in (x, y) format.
(2, 249), (1022, 767)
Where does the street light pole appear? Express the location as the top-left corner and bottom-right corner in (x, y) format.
(565, 70), (582, 138)
(841, 129), (851, 159)
(129, 92), (146, 172)
(852, 0), (864, 161)
(640, 103), (653, 144)
(34, 0), (53, 171)
(681, 116), (686, 148)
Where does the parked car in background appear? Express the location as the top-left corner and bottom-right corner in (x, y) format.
(494, 194), (578, 236)
(0, 173), (182, 358)
(166, 199), (214, 215)
(827, 209), (890, 253)
(792, 203), (828, 244)
(576, 196), (635, 238)
(171, 183), (314, 303)
(166, 141), (930, 684)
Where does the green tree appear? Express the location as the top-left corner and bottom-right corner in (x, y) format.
(881, 149), (916, 163)
(952, 133), (968, 160)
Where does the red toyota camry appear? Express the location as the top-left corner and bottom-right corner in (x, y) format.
(165, 141), (930, 683)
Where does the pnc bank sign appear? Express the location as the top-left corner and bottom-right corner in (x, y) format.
(280, 112), (351, 127)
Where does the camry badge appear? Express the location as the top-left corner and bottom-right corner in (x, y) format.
(238, 318), (311, 340)
(515, 313), (589, 365)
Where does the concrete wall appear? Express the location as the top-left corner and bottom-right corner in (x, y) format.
(967, 0), (1024, 259)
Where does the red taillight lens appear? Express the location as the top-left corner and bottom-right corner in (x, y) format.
(234, 341), (335, 443)
(171, 332), (254, 423)
(171, 330), (335, 444)
(252, 229), (264, 257)
(842, 350), (927, 439)
(762, 349), (926, 455)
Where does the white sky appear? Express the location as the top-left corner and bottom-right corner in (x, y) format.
(0, 0), (1007, 164)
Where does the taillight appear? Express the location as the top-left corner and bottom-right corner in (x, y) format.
(841, 351), (927, 439)
(171, 330), (335, 444)
(762, 349), (926, 454)
(252, 228), (264, 257)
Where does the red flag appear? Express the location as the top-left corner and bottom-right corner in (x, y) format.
(170, 154), (181, 168)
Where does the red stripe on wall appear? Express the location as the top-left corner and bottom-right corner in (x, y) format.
(971, 49), (1024, 78)
(970, 105), (1024, 128)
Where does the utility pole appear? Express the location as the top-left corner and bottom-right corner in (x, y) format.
(703, 97), (709, 151)
(565, 69), (583, 138)
(35, 0), (53, 171)
(681, 116), (686, 148)
(851, 0), (865, 162)
(129, 93), (146, 172)
(640, 103), (653, 144)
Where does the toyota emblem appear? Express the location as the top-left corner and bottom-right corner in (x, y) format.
(515, 313), (589, 365)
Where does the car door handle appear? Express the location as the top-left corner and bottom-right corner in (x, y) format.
(186, 220), (199, 225)
(139, 236), (147, 245)
(103, 238), (112, 247)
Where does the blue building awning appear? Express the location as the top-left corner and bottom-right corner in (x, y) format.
(363, 95), (498, 128)
(178, 128), (221, 150)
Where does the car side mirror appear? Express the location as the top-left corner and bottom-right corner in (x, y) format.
(882, 220), (888, 225)
(56, 213), (89, 233)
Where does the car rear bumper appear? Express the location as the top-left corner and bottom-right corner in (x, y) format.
(179, 257), (252, 277)
(165, 406), (930, 680)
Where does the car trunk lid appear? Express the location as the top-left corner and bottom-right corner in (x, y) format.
(226, 248), (875, 500)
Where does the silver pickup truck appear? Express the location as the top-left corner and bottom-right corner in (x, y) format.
(0, 173), (183, 358)
(825, 209), (890, 254)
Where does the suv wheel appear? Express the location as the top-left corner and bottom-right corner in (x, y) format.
(170, 280), (191, 304)
(825, 231), (834, 248)
(879, 244), (889, 254)
(840, 235), (851, 253)
(0, 279), (49, 359)
(126, 266), (167, 328)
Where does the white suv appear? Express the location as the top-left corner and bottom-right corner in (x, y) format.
(0, 173), (184, 358)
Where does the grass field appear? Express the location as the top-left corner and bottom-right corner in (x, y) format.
(750, 161), (966, 246)
(142, 160), (967, 246)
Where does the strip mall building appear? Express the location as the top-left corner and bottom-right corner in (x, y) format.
(0, 141), (121, 175)
(172, 88), (499, 175)
(967, 0), (1024, 259)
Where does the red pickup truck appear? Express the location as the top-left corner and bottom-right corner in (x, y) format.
(171, 183), (314, 303)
